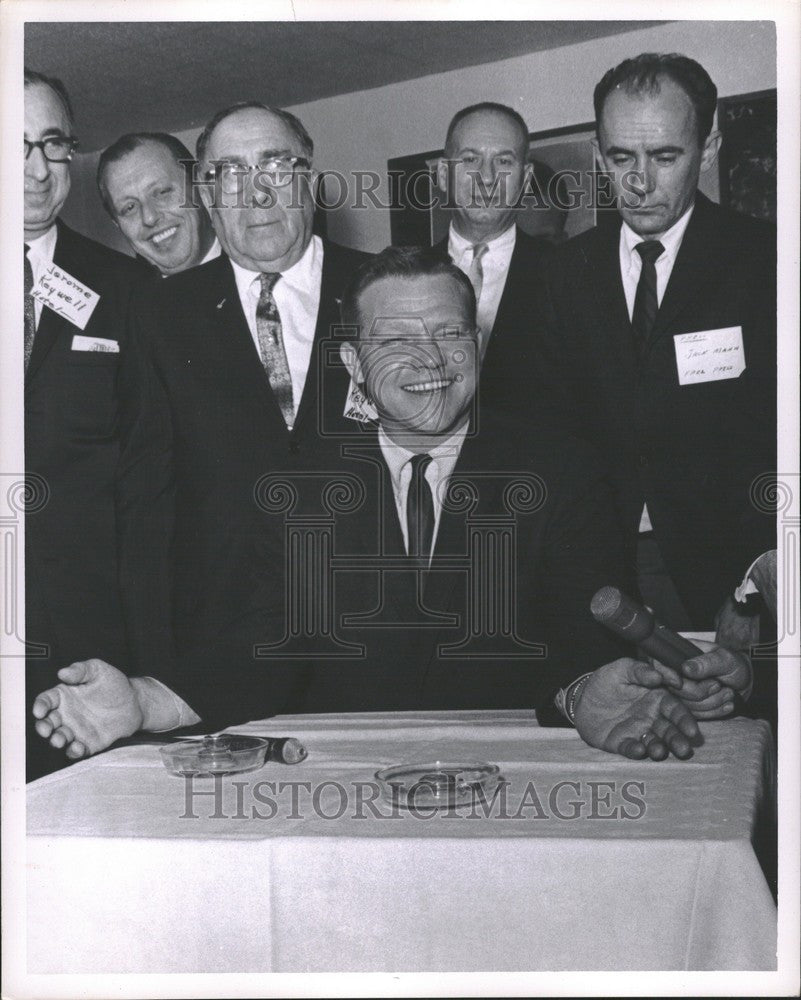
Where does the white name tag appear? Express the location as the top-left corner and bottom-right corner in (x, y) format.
(30, 263), (100, 330)
(673, 327), (745, 385)
(71, 334), (119, 354)
(343, 380), (378, 423)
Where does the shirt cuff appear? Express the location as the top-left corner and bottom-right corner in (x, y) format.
(144, 677), (201, 731)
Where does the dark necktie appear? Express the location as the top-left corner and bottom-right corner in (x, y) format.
(255, 272), (294, 428)
(406, 453), (434, 559)
(24, 244), (36, 372)
(631, 240), (665, 347)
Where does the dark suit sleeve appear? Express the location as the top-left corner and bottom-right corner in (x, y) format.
(532, 441), (633, 722)
(116, 287), (177, 684)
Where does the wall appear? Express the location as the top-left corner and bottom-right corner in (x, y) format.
(61, 19), (776, 254)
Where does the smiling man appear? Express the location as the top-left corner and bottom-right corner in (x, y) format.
(35, 249), (732, 763)
(23, 69), (143, 780)
(533, 53), (776, 640)
(97, 133), (218, 275)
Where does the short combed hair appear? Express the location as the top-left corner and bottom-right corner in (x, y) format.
(96, 133), (196, 217)
(340, 246), (476, 332)
(444, 102), (530, 157)
(594, 53), (718, 141)
(24, 67), (75, 128)
(196, 101), (314, 166)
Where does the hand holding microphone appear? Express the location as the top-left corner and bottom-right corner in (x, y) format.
(591, 587), (750, 718)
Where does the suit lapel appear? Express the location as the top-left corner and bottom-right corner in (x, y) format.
(652, 195), (724, 339)
(26, 222), (79, 386)
(580, 222), (637, 378)
(209, 257), (290, 432)
(293, 240), (345, 435)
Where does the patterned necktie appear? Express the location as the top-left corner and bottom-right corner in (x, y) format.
(255, 272), (294, 428)
(467, 242), (489, 304)
(24, 244), (36, 372)
(631, 240), (665, 347)
(406, 453), (435, 559)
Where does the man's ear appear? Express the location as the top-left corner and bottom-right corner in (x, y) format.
(340, 341), (364, 384)
(590, 136), (604, 171)
(436, 156), (451, 196)
(700, 129), (723, 173)
(198, 172), (214, 212)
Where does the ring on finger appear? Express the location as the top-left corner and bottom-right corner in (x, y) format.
(640, 731), (655, 747)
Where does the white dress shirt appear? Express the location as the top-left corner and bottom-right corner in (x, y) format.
(619, 203), (694, 319)
(448, 222), (516, 350)
(230, 234), (324, 415)
(25, 224), (58, 329)
(379, 422), (469, 557)
(619, 204), (694, 533)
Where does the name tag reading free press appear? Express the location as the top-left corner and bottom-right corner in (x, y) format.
(673, 326), (745, 386)
(30, 263), (100, 330)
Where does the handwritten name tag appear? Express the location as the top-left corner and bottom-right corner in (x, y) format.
(71, 335), (119, 353)
(343, 380), (378, 423)
(30, 264), (100, 330)
(673, 327), (745, 386)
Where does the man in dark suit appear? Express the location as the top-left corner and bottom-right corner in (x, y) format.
(35, 249), (730, 764)
(24, 69), (143, 780)
(534, 54), (776, 632)
(434, 103), (553, 419)
(108, 102), (368, 703)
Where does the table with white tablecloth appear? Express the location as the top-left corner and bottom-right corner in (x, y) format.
(26, 710), (777, 973)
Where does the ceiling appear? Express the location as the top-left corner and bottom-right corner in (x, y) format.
(25, 20), (665, 151)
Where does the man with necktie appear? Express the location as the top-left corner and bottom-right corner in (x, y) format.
(23, 69), (142, 780)
(434, 102), (553, 419)
(37, 249), (748, 764)
(107, 102), (369, 700)
(534, 54), (776, 634)
(96, 132), (220, 275)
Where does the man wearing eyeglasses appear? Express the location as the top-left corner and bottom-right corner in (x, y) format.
(107, 102), (369, 698)
(23, 69), (142, 780)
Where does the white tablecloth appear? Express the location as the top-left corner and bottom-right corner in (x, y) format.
(26, 711), (777, 972)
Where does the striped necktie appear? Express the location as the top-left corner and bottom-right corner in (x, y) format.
(468, 242), (489, 304)
(24, 244), (36, 372)
(255, 272), (295, 428)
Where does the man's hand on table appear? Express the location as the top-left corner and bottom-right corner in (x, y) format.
(32, 659), (188, 760)
(574, 658), (702, 761)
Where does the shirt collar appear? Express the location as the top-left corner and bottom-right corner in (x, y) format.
(378, 420), (470, 490)
(26, 224), (58, 263)
(621, 201), (695, 267)
(448, 221), (517, 257)
(229, 234), (320, 300)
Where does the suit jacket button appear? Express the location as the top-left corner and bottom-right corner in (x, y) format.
(289, 441), (300, 454)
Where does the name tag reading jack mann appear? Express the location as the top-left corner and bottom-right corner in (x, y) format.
(673, 326), (746, 386)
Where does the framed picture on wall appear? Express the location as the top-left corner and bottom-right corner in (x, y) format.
(717, 88), (777, 223)
(388, 121), (616, 248)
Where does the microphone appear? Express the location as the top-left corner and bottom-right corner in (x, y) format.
(591, 586), (703, 669)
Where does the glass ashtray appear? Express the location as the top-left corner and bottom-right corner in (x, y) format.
(160, 735), (270, 777)
(374, 760), (502, 809)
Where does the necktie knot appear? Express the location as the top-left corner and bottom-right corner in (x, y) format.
(472, 242), (489, 264)
(410, 452), (432, 478)
(635, 240), (664, 266)
(259, 272), (281, 295)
